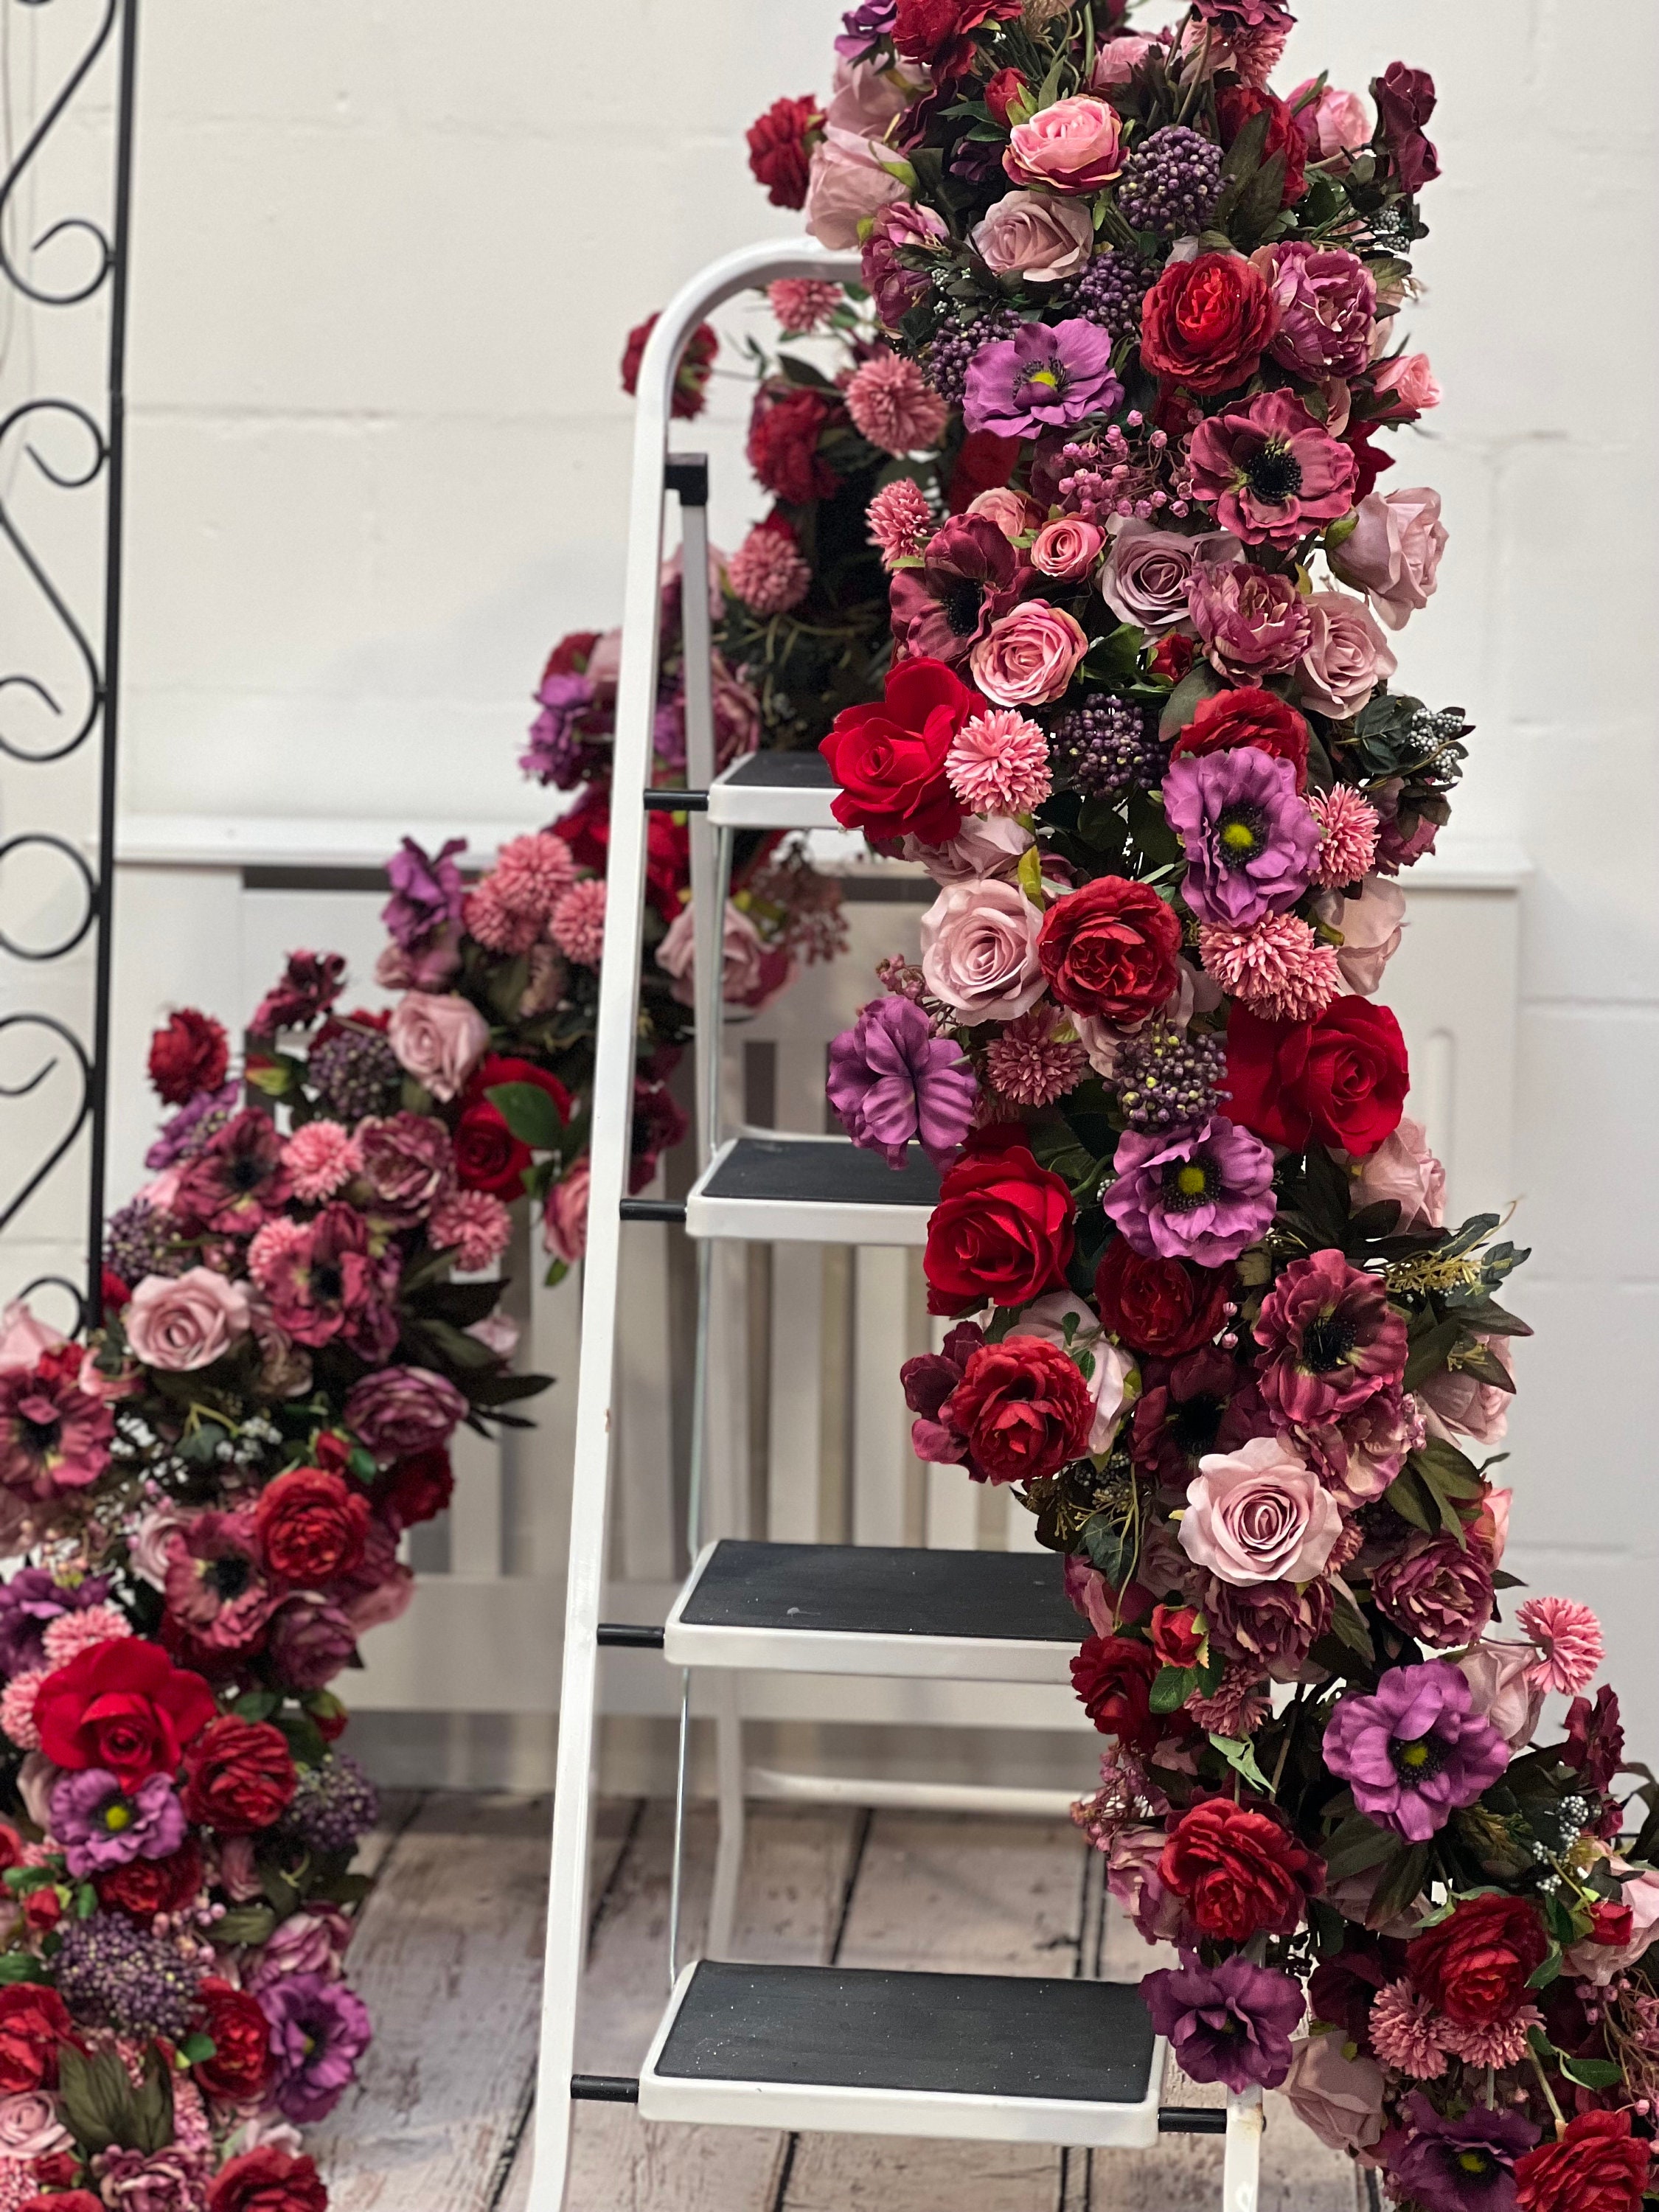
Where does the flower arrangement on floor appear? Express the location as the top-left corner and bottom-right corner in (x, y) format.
(0, 970), (548, 2208)
(790, 0), (1659, 2196)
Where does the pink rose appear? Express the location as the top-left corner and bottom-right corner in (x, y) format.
(1419, 1353), (1511, 1451)
(826, 54), (914, 138)
(1565, 1867), (1659, 1987)
(1107, 1823), (1189, 1946)
(970, 191), (1094, 284)
(543, 1162), (591, 1267)
(0, 2087), (71, 2159)
(969, 599), (1089, 706)
(356, 1110), (455, 1223)
(656, 899), (768, 1009)
(1091, 34), (1160, 88)
(125, 1268), (251, 1372)
(247, 1903), (355, 1991)
(344, 1363), (467, 1462)
(1295, 590), (1397, 720)
(967, 487), (1043, 541)
(1290, 80), (1373, 167)
(1100, 524), (1239, 634)
(1371, 351), (1441, 412)
(1030, 518), (1105, 581)
(1178, 1435), (1343, 1587)
(1188, 560), (1312, 681)
(1457, 1642), (1545, 1751)
(904, 813), (1033, 886)
(804, 125), (905, 251)
(919, 877), (1046, 1026)
(388, 990), (490, 1102)
(1312, 877), (1406, 996)
(1004, 96), (1125, 194)
(862, 199), (948, 327)
(1281, 2037), (1387, 2157)
(1018, 1291), (1134, 1455)
(1354, 1114), (1445, 1230)
(375, 931), (461, 992)
(1329, 487), (1447, 631)
(0, 1301), (66, 1372)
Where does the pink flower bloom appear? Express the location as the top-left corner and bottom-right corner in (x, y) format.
(1458, 1642), (1545, 1750)
(1329, 487), (1447, 632)
(248, 1215), (308, 1295)
(1517, 1595), (1604, 1694)
(1296, 591), (1397, 720)
(1198, 914), (1341, 1022)
(845, 352), (949, 456)
(0, 1346), (115, 1498)
(357, 1109), (455, 1224)
(1186, 392), (1360, 549)
(388, 990), (490, 1102)
(0, 1301), (66, 1372)
(1019, 1291), (1134, 1455)
(866, 478), (936, 568)
(804, 124), (904, 251)
(173, 1109), (292, 1235)
(1368, 1980), (1450, 2079)
(1179, 1434), (1344, 1587)
(1004, 95), (1125, 193)
(1290, 80), (1372, 167)
(1312, 877), (1406, 995)
(967, 487), (1043, 541)
(1252, 241), (1377, 380)
(493, 830), (577, 919)
(1565, 1867), (1659, 1986)
(543, 1163), (590, 1267)
(767, 277), (844, 333)
(1308, 783), (1380, 888)
(282, 1119), (361, 1203)
(860, 200), (947, 327)
(1188, 559), (1312, 681)
(40, 1603), (131, 1669)
(1091, 34), (1160, 88)
(1439, 2009), (1540, 2069)
(464, 877), (540, 954)
(549, 878), (607, 967)
(1101, 524), (1240, 635)
(656, 899), (772, 1010)
(1279, 2036), (1387, 2158)
(262, 1205), (397, 1360)
(1030, 518), (1105, 582)
(1355, 1115), (1445, 1231)
(125, 1268), (251, 1373)
(905, 813), (1032, 886)
(0, 1669), (46, 1751)
(1253, 1248), (1408, 1426)
(919, 877), (1046, 1026)
(945, 708), (1052, 816)
(1419, 1354), (1512, 1452)
(1371, 350), (1441, 411)
(429, 1189), (513, 1273)
(984, 1006), (1088, 1107)
(726, 522), (812, 613)
(970, 190), (1095, 284)
(969, 599), (1089, 708)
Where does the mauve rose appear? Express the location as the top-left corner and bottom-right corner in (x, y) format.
(1296, 591), (1397, 720)
(1458, 1642), (1545, 1751)
(1030, 518), (1105, 581)
(804, 124), (904, 250)
(344, 1365), (467, 1463)
(247, 1905), (354, 1992)
(1419, 1352), (1511, 1450)
(971, 190), (1094, 283)
(1290, 80), (1372, 166)
(862, 199), (947, 327)
(0, 2090), (69, 2163)
(265, 1596), (358, 1692)
(1312, 877), (1406, 995)
(543, 1162), (590, 1267)
(1179, 1434), (1343, 1587)
(1091, 33), (1159, 86)
(970, 599), (1089, 706)
(656, 899), (768, 1009)
(920, 878), (1046, 1026)
(1101, 524), (1239, 634)
(387, 991), (490, 1103)
(1371, 352), (1441, 412)
(825, 52), (914, 136)
(1004, 95), (1125, 193)
(1372, 1531), (1494, 1646)
(355, 1111), (454, 1222)
(125, 1269), (251, 1373)
(1354, 1114), (1444, 1230)
(1329, 487), (1447, 631)
(967, 487), (1043, 541)
(1108, 1824), (1189, 1946)
(1281, 2036), (1387, 2157)
(1188, 560), (1312, 681)
(905, 813), (1032, 886)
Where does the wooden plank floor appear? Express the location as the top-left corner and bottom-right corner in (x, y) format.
(317, 1793), (1365, 2212)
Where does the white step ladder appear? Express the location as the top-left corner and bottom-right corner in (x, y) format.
(524, 237), (1264, 2211)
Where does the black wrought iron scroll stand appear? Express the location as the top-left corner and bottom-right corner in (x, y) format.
(0, 0), (139, 1330)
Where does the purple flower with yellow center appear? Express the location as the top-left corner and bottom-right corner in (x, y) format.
(1163, 747), (1321, 928)
(1141, 1952), (1304, 2091)
(828, 994), (978, 1171)
(1389, 2091), (1539, 2212)
(50, 1768), (187, 1879)
(964, 319), (1123, 440)
(1103, 1115), (1276, 1267)
(265, 1972), (374, 2124)
(1322, 1660), (1509, 1843)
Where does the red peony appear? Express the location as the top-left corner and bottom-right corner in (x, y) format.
(1138, 251), (1279, 396)
(181, 1716), (298, 1836)
(207, 2148), (330, 2212)
(451, 1054), (571, 1200)
(0, 1983), (72, 2093)
(1217, 85), (1307, 207)
(35, 1641), (216, 1791)
(543, 630), (601, 680)
(147, 1008), (229, 1105)
(1373, 62), (1440, 197)
(1150, 1604), (1206, 1669)
(1071, 1634), (1161, 1751)
(1158, 1796), (1321, 1943)
(619, 314), (718, 422)
(1093, 1240), (1234, 1358)
(255, 1466), (371, 1585)
(940, 1336), (1095, 1486)
(745, 95), (822, 210)
(822, 656), (978, 846)
(94, 1837), (202, 1922)
(1226, 999), (1409, 1158)
(923, 1133), (1075, 1318)
(1515, 2111), (1650, 2212)
(1037, 877), (1183, 1026)
(192, 1980), (274, 2101)
(1169, 687), (1312, 792)
(894, 0), (1021, 77)
(746, 386), (843, 507)
(378, 1446), (454, 1532)
(945, 429), (1020, 515)
(1406, 1893), (1548, 2027)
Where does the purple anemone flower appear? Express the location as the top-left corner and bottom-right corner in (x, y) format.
(964, 320), (1123, 440)
(1141, 1952), (1304, 2092)
(0, 1568), (109, 1678)
(380, 835), (467, 954)
(1102, 1114), (1276, 1267)
(1323, 1660), (1509, 1843)
(828, 994), (978, 1172)
(1162, 748), (1321, 928)
(50, 1768), (187, 1879)
(521, 669), (597, 788)
(265, 1972), (373, 2124)
(1388, 2091), (1540, 2212)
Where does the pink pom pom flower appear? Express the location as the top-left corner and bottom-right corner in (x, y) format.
(726, 523), (812, 615)
(1198, 914), (1343, 1023)
(282, 1120), (362, 1203)
(984, 1007), (1088, 1108)
(945, 708), (1053, 816)
(844, 352), (950, 456)
(493, 832), (578, 920)
(41, 1602), (133, 1670)
(866, 478), (936, 569)
(1309, 782), (1382, 889)
(1517, 1595), (1604, 1694)
(430, 1189), (514, 1273)
(465, 878), (540, 955)
(549, 878), (608, 967)
(768, 278), (844, 333)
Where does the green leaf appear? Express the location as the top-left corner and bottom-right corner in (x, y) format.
(58, 2042), (142, 2155)
(1322, 1813), (1400, 1882)
(1150, 1666), (1197, 1714)
(1082, 1510), (1135, 1593)
(485, 1080), (564, 1152)
(179, 2033), (218, 2068)
(1329, 1578), (1376, 1664)
(1208, 1734), (1273, 1796)
(1220, 103), (1272, 183)
(0, 1955), (45, 1984)
(1559, 2054), (1624, 2090)
(1017, 844), (1046, 907)
(1158, 661), (1222, 740)
(1382, 1464), (1436, 1535)
(1368, 1842), (1430, 1927)
(1402, 1315), (1464, 1392)
(215, 1904), (278, 1947)
(232, 1689), (280, 1722)
(1231, 150), (1287, 240)
(543, 1256), (570, 1290)
(1526, 1950), (1563, 1992)
(131, 2045), (176, 2156)
(1411, 1437), (1484, 1497)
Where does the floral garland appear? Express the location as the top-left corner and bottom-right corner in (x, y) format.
(779, 3), (1659, 2203)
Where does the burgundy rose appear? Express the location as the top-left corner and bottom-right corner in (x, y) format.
(1071, 1633), (1163, 1750)
(1406, 1893), (1547, 2027)
(1036, 877), (1182, 1026)
(192, 1979), (274, 2101)
(147, 1009), (229, 1106)
(181, 1715), (299, 1834)
(940, 1335), (1095, 1485)
(1216, 84), (1307, 206)
(248, 950), (346, 1036)
(900, 1320), (986, 1470)
(1093, 1241), (1234, 1359)
(94, 1836), (202, 1921)
(255, 1466), (370, 1585)
(35, 1640), (216, 1790)
(620, 316), (718, 422)
(355, 1109), (455, 1222)
(1371, 1531), (1495, 1648)
(745, 94), (823, 210)
(894, 0), (1021, 79)
(344, 1365), (467, 1465)
(1373, 63), (1440, 196)
(746, 385), (843, 506)
(206, 2147), (330, 2212)
(0, 1982), (73, 2093)
(378, 1446), (454, 1532)
(265, 1596), (359, 1692)
(1204, 1573), (1332, 1675)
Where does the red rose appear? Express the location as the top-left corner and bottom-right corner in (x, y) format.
(1093, 1239), (1234, 1357)
(1345, 422), (1397, 505)
(192, 1979), (274, 2101)
(982, 67), (1027, 125)
(1139, 251), (1279, 396)
(207, 2148), (330, 2212)
(377, 1447), (453, 1533)
(1150, 1604), (1205, 1669)
(543, 630), (601, 681)
(894, 0), (1020, 77)
(181, 1716), (298, 1835)
(745, 95), (822, 210)
(1169, 687), (1312, 793)
(0, 1983), (73, 2093)
(1037, 877), (1182, 1026)
(1071, 1634), (1161, 1750)
(1226, 999), (1409, 1158)
(1405, 1894), (1548, 2027)
(1148, 633), (1198, 684)
(22, 1888), (62, 1935)
(1159, 1796), (1321, 1943)
(746, 386), (842, 507)
(1373, 62), (1440, 197)
(255, 1467), (370, 1585)
(1216, 85), (1307, 207)
(941, 1336), (1095, 1486)
(454, 1054), (572, 1200)
(21, 2197), (102, 2212)
(94, 1837), (202, 1922)
(552, 789), (687, 924)
(147, 1008), (229, 1106)
(822, 657), (978, 846)
(923, 1133), (1074, 1318)
(619, 314), (718, 422)
(35, 1641), (216, 1791)
(945, 429), (1020, 515)
(1516, 2111), (1650, 2212)
(1587, 1899), (1635, 1947)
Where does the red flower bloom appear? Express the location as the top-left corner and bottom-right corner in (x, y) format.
(453, 1054), (572, 1200)
(1226, 999), (1409, 1158)
(1139, 251), (1279, 396)
(894, 0), (1021, 79)
(1037, 877), (1183, 1026)
(982, 67), (1028, 125)
(553, 790), (687, 923)
(1406, 1894), (1548, 2027)
(1564, 1686), (1624, 1795)
(192, 1979), (274, 2101)
(173, 1109), (293, 1237)
(945, 429), (1020, 515)
(0, 1981), (74, 2093)
(1159, 1796), (1321, 1943)
(922, 1133), (1075, 1318)
(1344, 422), (1397, 504)
(619, 314), (718, 421)
(1169, 686), (1312, 792)
(1093, 1240), (1234, 1358)
(181, 1715), (298, 1835)
(1586, 1899), (1634, 1948)
(21, 2195), (102, 2212)
(255, 1466), (371, 1586)
(35, 1641), (216, 1790)
(1149, 633), (1198, 684)
(1071, 1633), (1161, 1750)
(1216, 84), (1307, 207)
(543, 630), (602, 680)
(1150, 1604), (1205, 1669)
(1373, 62), (1440, 196)
(147, 1009), (229, 1105)
(1515, 2110), (1649, 2212)
(94, 1836), (203, 1921)
(746, 386), (843, 507)
(941, 1336), (1095, 1486)
(207, 2148), (330, 2212)
(822, 656), (979, 846)
(745, 95), (823, 210)
(376, 1446), (453, 1533)
(249, 950), (346, 1037)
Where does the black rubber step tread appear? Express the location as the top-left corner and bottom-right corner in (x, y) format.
(654, 1962), (1157, 2105)
(680, 1540), (1079, 1644)
(703, 1136), (939, 1208)
(720, 751), (835, 790)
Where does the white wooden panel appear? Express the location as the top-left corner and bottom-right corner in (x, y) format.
(765, 1245), (823, 1545)
(852, 1248), (908, 1548)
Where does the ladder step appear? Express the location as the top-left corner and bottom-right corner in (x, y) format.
(708, 750), (841, 831)
(664, 1541), (1081, 1683)
(685, 1135), (938, 1245)
(639, 1961), (1164, 2146)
